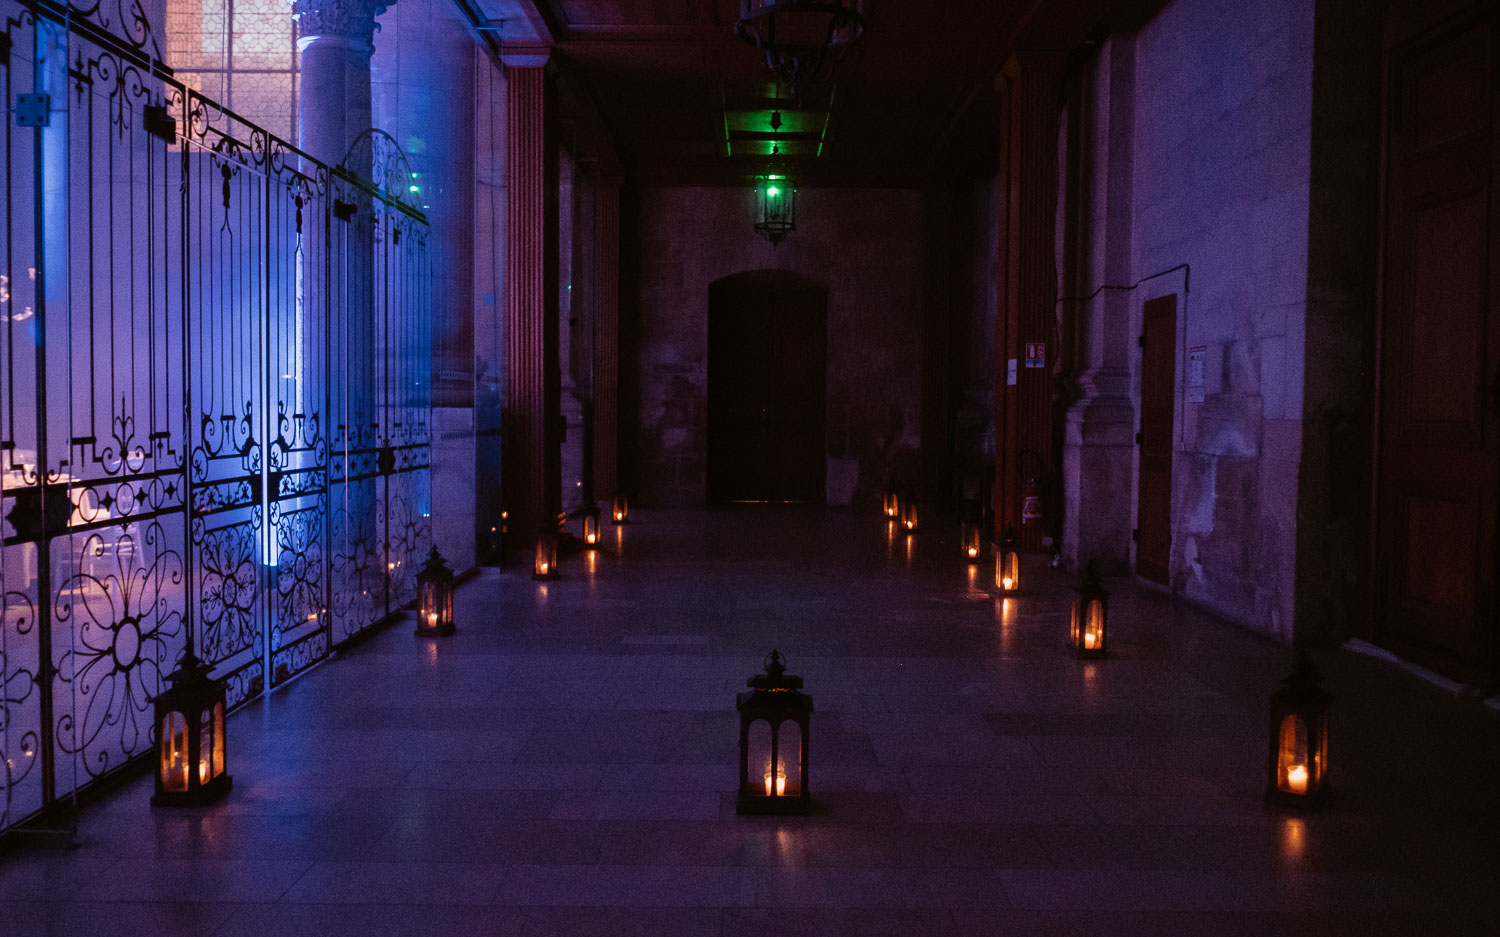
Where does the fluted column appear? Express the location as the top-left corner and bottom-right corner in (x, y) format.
(995, 52), (1064, 552)
(592, 175), (621, 501)
(292, 0), (391, 166)
(503, 61), (561, 544)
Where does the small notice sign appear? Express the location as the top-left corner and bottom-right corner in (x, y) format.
(1188, 346), (1206, 403)
(1007, 358), (1018, 386)
(1024, 342), (1045, 369)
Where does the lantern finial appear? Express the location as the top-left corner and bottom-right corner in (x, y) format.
(765, 649), (786, 679)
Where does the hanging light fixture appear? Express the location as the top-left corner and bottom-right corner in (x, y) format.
(755, 170), (796, 245)
(735, 0), (866, 95)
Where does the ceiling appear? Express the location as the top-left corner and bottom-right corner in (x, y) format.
(464, 1), (1166, 187)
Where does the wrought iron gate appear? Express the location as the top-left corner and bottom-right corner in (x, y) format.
(0, 0), (431, 834)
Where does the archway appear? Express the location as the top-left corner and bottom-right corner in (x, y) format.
(707, 271), (828, 503)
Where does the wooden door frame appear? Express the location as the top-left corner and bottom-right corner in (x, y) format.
(1368, 0), (1500, 684)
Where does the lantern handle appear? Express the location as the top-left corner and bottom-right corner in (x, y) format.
(764, 649), (787, 678)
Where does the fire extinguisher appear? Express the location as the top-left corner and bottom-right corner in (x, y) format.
(1020, 475), (1044, 527)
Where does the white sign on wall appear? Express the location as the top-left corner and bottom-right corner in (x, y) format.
(1187, 346), (1206, 403)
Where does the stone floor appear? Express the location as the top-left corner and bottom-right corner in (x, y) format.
(2, 507), (1498, 935)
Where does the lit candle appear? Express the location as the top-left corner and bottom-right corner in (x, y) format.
(199, 759), (209, 785)
(539, 562), (549, 575)
(1084, 632), (1098, 650)
(968, 547), (978, 558)
(764, 771), (786, 797)
(427, 612), (438, 628)
(1002, 577), (1013, 590)
(1286, 764), (1308, 794)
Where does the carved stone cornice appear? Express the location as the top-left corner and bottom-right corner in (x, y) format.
(292, 0), (393, 51)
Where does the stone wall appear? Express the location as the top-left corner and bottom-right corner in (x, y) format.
(1063, 0), (1317, 638)
(623, 186), (924, 507)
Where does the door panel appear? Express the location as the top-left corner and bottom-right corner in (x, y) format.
(708, 276), (827, 503)
(1136, 294), (1176, 585)
(1376, 13), (1499, 680)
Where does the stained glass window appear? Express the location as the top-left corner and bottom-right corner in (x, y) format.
(166, 0), (299, 140)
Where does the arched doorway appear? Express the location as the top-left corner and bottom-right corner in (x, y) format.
(707, 271), (828, 503)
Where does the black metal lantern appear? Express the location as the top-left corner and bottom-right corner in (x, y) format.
(1266, 652), (1331, 807)
(151, 652), (232, 806)
(754, 174), (796, 245)
(961, 516), (983, 564)
(882, 487), (900, 519)
(901, 488), (919, 535)
(1070, 564), (1109, 658)
(995, 526), (1021, 594)
(582, 503), (602, 547)
(534, 526), (559, 580)
(734, 0), (866, 94)
(611, 491), (629, 525)
(415, 546), (455, 636)
(737, 650), (813, 815)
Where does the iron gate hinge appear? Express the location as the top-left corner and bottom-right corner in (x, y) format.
(15, 93), (51, 127)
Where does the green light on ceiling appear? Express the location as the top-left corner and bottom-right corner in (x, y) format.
(766, 186), (780, 197)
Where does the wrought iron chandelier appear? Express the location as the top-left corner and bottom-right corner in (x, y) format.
(735, 1), (865, 94)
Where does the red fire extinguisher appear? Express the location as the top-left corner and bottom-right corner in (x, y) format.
(1020, 475), (1044, 527)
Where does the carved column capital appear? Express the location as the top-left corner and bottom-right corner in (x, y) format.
(292, 0), (393, 52)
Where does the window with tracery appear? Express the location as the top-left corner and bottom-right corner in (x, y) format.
(166, 0), (299, 140)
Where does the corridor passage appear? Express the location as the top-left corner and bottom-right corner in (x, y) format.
(2, 508), (1497, 935)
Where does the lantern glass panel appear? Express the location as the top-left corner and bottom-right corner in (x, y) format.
(1083, 600), (1105, 651)
(883, 490), (899, 518)
(612, 493), (629, 523)
(902, 501), (919, 533)
(997, 551), (1019, 591)
(747, 719), (773, 799)
(962, 522), (981, 561)
(779, 720), (803, 797)
(420, 580), (438, 622)
(534, 537), (556, 578)
(584, 513), (600, 545)
(160, 710), (189, 792)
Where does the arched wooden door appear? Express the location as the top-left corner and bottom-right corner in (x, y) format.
(707, 272), (828, 503)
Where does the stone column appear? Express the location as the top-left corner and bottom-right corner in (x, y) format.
(994, 52), (1064, 553)
(1062, 37), (1137, 574)
(292, 0), (391, 166)
(591, 175), (621, 502)
(502, 59), (561, 546)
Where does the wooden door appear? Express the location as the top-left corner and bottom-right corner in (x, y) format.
(1136, 294), (1176, 585)
(707, 276), (827, 503)
(1376, 13), (1500, 681)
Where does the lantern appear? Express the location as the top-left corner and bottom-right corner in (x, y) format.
(151, 652), (232, 806)
(961, 517), (983, 564)
(611, 491), (629, 524)
(534, 527), (559, 580)
(734, 0), (866, 94)
(882, 487), (900, 519)
(995, 526), (1020, 594)
(754, 174), (797, 245)
(901, 489), (919, 534)
(1069, 565), (1108, 658)
(737, 650), (813, 815)
(1266, 652), (1331, 807)
(582, 503), (602, 547)
(415, 546), (455, 636)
